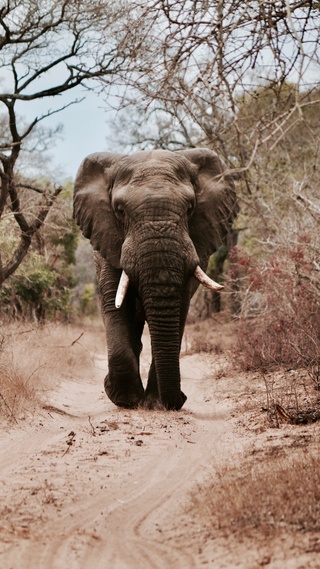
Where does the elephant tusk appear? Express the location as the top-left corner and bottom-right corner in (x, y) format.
(115, 271), (130, 308)
(194, 266), (224, 291)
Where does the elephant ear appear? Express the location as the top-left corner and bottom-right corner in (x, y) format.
(177, 148), (239, 263)
(73, 152), (125, 268)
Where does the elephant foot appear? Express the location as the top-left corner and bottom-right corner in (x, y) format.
(104, 374), (144, 409)
(145, 361), (187, 410)
(161, 390), (187, 411)
(143, 390), (187, 411)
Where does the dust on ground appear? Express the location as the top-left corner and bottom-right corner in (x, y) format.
(0, 319), (319, 569)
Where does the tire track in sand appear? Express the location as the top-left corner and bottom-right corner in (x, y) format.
(0, 354), (242, 569)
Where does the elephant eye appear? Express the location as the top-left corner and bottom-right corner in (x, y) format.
(115, 203), (125, 218)
(187, 199), (195, 218)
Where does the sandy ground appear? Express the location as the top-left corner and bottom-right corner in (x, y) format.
(0, 326), (319, 569)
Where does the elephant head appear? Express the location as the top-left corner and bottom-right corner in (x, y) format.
(73, 148), (238, 410)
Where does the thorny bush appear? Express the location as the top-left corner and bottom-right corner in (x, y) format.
(233, 243), (320, 388)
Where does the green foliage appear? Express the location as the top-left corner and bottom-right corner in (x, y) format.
(0, 216), (20, 265)
(80, 283), (97, 315)
(43, 178), (79, 265)
(207, 243), (228, 276)
(0, 179), (79, 322)
(0, 252), (73, 321)
(13, 255), (57, 303)
(50, 230), (79, 266)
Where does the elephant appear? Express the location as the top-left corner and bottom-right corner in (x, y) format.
(73, 148), (239, 410)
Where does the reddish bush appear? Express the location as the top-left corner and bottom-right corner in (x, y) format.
(234, 244), (320, 387)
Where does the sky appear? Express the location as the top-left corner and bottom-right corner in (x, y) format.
(27, 91), (115, 181)
(51, 94), (111, 179)
(13, 82), (120, 183)
(2, 60), (127, 183)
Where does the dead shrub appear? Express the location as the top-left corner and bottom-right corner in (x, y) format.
(0, 325), (41, 420)
(192, 446), (320, 536)
(182, 316), (238, 356)
(184, 339), (223, 355)
(0, 365), (39, 421)
(0, 321), (106, 421)
(234, 245), (320, 388)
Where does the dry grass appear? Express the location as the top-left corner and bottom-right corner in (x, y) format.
(182, 314), (238, 355)
(183, 313), (320, 542)
(260, 369), (320, 427)
(183, 313), (320, 425)
(191, 444), (320, 538)
(0, 320), (106, 421)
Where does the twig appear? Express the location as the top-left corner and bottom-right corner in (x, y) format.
(62, 431), (76, 457)
(88, 416), (96, 436)
(71, 332), (85, 346)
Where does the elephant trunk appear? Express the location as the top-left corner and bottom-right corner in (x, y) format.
(142, 285), (185, 410)
(120, 226), (198, 409)
(139, 239), (191, 408)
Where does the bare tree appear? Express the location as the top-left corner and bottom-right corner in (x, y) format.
(114, 1), (320, 172)
(111, 1), (320, 230)
(0, 0), (129, 285)
(107, 0), (320, 315)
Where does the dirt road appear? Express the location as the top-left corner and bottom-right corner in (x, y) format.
(1, 329), (319, 569)
(0, 325), (248, 569)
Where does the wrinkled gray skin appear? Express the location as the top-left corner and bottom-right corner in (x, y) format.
(73, 148), (238, 410)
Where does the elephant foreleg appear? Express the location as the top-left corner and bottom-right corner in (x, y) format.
(96, 255), (145, 408)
